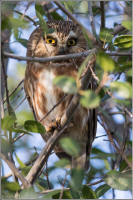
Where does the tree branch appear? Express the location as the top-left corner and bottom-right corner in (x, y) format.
(3, 50), (132, 64)
(3, 79), (24, 104)
(14, 10), (37, 26)
(88, 1), (97, 39)
(100, 2), (105, 30)
(0, 152), (30, 188)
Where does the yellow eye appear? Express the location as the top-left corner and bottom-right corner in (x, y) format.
(67, 39), (76, 46)
(46, 38), (56, 44)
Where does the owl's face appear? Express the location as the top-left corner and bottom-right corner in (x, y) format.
(27, 21), (88, 57)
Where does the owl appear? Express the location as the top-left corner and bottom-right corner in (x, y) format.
(24, 20), (97, 169)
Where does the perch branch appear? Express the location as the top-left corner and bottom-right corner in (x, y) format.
(3, 50), (132, 64)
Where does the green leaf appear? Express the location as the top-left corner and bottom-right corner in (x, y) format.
(78, 52), (95, 79)
(114, 35), (132, 48)
(80, 90), (100, 109)
(1, 115), (16, 130)
(54, 158), (70, 168)
(96, 52), (115, 72)
(35, 4), (48, 33)
(110, 81), (132, 99)
(19, 187), (38, 199)
(16, 111), (34, 126)
(17, 38), (28, 48)
(36, 177), (53, 191)
(122, 20), (132, 31)
(24, 120), (46, 134)
(2, 178), (21, 192)
(95, 184), (111, 198)
(70, 168), (84, 190)
(59, 137), (80, 157)
(81, 185), (97, 199)
(126, 69), (132, 77)
(104, 170), (132, 191)
(100, 28), (113, 43)
(104, 159), (111, 170)
(77, 1), (88, 14)
(42, 190), (61, 198)
(119, 155), (132, 172)
(53, 75), (77, 94)
(53, 190), (72, 199)
(15, 153), (26, 168)
(1, 138), (14, 155)
(91, 148), (115, 159)
(50, 11), (64, 20)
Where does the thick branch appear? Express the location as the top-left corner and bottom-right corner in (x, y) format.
(3, 50), (132, 63)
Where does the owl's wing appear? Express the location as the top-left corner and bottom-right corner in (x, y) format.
(86, 77), (97, 168)
(24, 74), (37, 120)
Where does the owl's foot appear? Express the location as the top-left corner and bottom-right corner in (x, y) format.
(45, 119), (61, 132)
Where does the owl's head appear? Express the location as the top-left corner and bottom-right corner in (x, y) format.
(27, 20), (88, 57)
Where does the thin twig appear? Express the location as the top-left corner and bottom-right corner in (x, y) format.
(99, 114), (132, 168)
(0, 152), (30, 188)
(59, 172), (67, 199)
(14, 10), (37, 26)
(15, 96), (26, 110)
(1, 52), (10, 114)
(100, 2), (105, 30)
(3, 79), (24, 104)
(39, 94), (67, 122)
(40, 179), (104, 195)
(87, 179), (104, 186)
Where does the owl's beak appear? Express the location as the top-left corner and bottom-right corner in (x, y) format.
(58, 46), (67, 55)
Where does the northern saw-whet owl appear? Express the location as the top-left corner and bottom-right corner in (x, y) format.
(24, 20), (97, 169)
